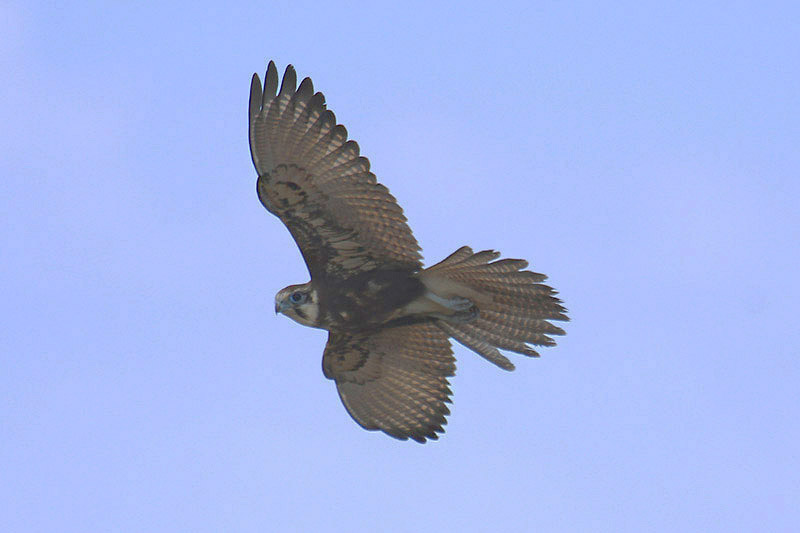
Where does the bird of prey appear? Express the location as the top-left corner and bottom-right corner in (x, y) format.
(249, 61), (568, 442)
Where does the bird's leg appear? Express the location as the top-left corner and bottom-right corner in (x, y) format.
(425, 293), (479, 323)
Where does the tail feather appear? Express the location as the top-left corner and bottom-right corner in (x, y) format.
(479, 310), (566, 336)
(436, 321), (516, 371)
(422, 246), (568, 371)
(454, 320), (541, 356)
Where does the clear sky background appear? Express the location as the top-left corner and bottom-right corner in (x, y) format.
(2, 2), (799, 531)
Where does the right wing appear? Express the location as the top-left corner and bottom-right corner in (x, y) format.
(322, 322), (455, 443)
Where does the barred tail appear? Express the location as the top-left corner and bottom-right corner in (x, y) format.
(421, 246), (568, 371)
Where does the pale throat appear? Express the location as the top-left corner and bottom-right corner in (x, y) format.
(292, 299), (320, 327)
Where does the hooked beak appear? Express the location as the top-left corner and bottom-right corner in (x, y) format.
(275, 299), (288, 315)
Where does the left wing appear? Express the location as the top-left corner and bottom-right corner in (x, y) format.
(249, 62), (422, 283)
(323, 322), (455, 443)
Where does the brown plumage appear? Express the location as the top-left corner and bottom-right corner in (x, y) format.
(323, 322), (455, 443)
(250, 61), (568, 442)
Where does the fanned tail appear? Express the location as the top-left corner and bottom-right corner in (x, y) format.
(421, 246), (568, 371)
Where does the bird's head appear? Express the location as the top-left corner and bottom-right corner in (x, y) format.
(274, 282), (321, 328)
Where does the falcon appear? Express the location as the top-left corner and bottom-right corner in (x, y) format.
(249, 61), (568, 442)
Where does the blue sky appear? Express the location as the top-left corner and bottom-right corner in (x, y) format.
(2, 1), (799, 531)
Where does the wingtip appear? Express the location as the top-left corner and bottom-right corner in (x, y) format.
(265, 61), (279, 96)
(279, 63), (297, 95)
(249, 72), (263, 122)
(296, 76), (314, 100)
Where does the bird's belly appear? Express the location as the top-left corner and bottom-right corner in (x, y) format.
(319, 271), (426, 331)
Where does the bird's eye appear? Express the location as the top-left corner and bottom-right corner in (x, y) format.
(289, 291), (305, 303)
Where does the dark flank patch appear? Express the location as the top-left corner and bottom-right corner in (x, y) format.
(317, 268), (425, 330)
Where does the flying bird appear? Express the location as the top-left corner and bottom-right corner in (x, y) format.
(249, 61), (568, 442)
